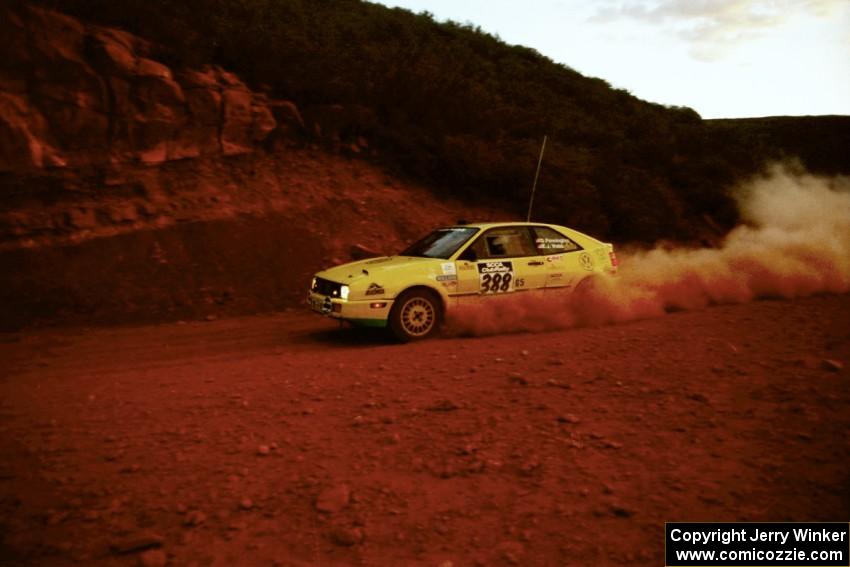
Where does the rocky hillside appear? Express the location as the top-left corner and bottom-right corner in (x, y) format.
(1, 2), (307, 247)
(26, 0), (744, 243)
(1, 2), (847, 330)
(0, 4), (289, 171)
(0, 3), (507, 330)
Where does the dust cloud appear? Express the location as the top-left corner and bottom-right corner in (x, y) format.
(447, 165), (850, 336)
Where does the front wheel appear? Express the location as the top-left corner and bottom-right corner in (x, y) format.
(388, 289), (443, 342)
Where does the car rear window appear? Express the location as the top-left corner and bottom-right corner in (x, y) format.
(531, 226), (581, 254)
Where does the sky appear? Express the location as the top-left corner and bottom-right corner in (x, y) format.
(369, 0), (850, 119)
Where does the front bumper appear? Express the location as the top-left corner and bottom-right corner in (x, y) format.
(306, 291), (391, 328)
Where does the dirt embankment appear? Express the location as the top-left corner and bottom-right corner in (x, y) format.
(0, 148), (508, 331)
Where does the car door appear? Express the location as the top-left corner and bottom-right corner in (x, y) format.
(528, 225), (586, 289)
(454, 226), (549, 300)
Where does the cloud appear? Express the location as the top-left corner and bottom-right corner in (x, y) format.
(591, 0), (844, 61)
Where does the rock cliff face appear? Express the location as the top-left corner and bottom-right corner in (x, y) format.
(0, 4), (509, 329)
(0, 3), (287, 171)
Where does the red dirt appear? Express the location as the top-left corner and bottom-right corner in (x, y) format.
(0, 148), (511, 331)
(1, 293), (848, 566)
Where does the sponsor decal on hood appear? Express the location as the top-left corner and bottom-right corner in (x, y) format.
(365, 283), (386, 296)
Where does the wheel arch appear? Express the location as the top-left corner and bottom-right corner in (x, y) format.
(574, 274), (601, 294)
(393, 284), (447, 315)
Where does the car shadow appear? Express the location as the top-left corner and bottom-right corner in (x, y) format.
(305, 325), (397, 347)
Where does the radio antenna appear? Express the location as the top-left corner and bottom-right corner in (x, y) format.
(526, 135), (547, 222)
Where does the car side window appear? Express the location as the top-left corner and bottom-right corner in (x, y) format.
(470, 227), (538, 259)
(531, 226), (581, 254)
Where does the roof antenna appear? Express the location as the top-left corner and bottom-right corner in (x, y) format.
(526, 135), (548, 222)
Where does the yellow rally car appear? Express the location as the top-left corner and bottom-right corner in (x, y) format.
(308, 222), (617, 341)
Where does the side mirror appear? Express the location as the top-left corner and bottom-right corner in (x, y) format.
(459, 248), (477, 262)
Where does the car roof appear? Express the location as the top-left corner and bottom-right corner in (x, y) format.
(449, 221), (562, 230)
(447, 221), (607, 248)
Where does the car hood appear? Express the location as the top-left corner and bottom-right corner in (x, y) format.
(317, 255), (438, 284)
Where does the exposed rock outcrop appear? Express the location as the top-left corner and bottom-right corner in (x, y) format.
(0, 3), (281, 171)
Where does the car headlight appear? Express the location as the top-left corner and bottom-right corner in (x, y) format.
(340, 285), (350, 300)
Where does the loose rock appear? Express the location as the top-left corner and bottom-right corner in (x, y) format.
(426, 400), (459, 412)
(507, 372), (528, 386)
(610, 504), (634, 518)
(110, 532), (164, 554)
(183, 510), (206, 527)
(557, 414), (580, 424)
(315, 484), (350, 513)
(329, 525), (364, 547)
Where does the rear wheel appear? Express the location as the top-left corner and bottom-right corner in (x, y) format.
(388, 289), (443, 342)
(574, 276), (599, 297)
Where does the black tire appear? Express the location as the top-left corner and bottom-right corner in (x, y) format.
(388, 289), (443, 342)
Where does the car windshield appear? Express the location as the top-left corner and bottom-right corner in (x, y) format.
(400, 227), (479, 259)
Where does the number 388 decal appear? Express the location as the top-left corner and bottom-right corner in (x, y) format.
(477, 261), (515, 294)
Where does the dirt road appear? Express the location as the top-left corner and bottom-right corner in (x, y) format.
(1, 294), (849, 566)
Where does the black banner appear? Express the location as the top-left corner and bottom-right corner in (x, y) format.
(477, 261), (513, 274)
(666, 522), (849, 566)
